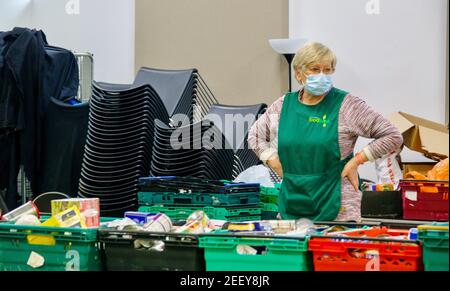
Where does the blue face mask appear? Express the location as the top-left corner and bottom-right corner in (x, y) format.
(304, 74), (333, 96)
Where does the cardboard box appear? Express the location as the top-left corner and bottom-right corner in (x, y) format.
(402, 162), (437, 178)
(388, 112), (449, 160)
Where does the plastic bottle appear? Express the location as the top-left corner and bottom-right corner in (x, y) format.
(408, 228), (419, 240)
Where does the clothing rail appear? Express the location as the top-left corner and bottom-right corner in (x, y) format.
(74, 52), (94, 102)
(18, 167), (32, 205)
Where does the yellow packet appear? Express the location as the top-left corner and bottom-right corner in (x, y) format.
(27, 217), (60, 246)
(54, 206), (86, 228)
(26, 206), (86, 246)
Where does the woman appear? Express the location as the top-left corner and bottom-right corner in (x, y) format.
(248, 42), (403, 222)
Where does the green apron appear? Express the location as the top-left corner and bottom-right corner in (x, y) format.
(278, 87), (352, 221)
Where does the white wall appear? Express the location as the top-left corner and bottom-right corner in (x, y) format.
(0, 0), (33, 30)
(289, 0), (448, 181)
(1, 0), (135, 84)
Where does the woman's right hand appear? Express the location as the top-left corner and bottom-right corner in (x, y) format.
(267, 157), (283, 179)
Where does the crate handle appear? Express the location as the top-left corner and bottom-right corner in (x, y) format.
(174, 198), (192, 204)
(26, 234), (56, 246)
(133, 239), (166, 251)
(347, 248), (378, 259)
(423, 237), (449, 248)
(236, 244), (268, 256)
(420, 186), (439, 193)
(418, 225), (449, 231)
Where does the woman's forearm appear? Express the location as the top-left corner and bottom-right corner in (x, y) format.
(341, 95), (403, 161)
(267, 157), (283, 178)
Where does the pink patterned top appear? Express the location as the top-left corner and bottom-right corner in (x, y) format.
(248, 90), (403, 221)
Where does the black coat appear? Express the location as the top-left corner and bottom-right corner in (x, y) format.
(0, 27), (79, 210)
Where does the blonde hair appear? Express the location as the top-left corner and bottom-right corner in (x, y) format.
(292, 42), (337, 72)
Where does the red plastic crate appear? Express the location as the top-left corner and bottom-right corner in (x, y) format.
(400, 180), (449, 221)
(308, 227), (423, 271)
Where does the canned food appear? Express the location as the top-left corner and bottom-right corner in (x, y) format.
(1, 201), (41, 222)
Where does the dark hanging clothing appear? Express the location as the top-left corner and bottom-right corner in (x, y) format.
(0, 28), (79, 209)
(37, 98), (89, 196)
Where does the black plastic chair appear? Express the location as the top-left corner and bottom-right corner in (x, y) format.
(133, 67), (197, 117)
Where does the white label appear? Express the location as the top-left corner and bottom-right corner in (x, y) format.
(405, 191), (418, 201)
(27, 252), (45, 269)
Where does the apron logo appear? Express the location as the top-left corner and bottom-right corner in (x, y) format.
(308, 114), (329, 128)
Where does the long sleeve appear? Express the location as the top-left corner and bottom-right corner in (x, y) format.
(248, 95), (285, 162)
(340, 94), (403, 161)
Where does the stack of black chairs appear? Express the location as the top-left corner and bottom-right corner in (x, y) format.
(150, 119), (236, 180)
(205, 104), (267, 173)
(150, 103), (267, 181)
(134, 67), (217, 123)
(78, 82), (168, 217)
(79, 67), (217, 217)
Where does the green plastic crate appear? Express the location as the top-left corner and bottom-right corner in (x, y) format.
(264, 183), (281, 192)
(209, 206), (261, 219)
(198, 235), (312, 271)
(260, 194), (278, 205)
(418, 225), (449, 271)
(227, 216), (261, 222)
(0, 222), (102, 271)
(139, 206), (190, 221)
(138, 191), (260, 207)
(261, 203), (279, 220)
(0, 217), (118, 271)
(260, 184), (281, 204)
(138, 205), (261, 222)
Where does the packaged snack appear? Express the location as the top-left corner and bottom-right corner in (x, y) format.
(51, 198), (99, 227)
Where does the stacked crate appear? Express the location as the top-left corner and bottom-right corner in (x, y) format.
(260, 183), (281, 220)
(137, 177), (261, 222)
(418, 224), (449, 271)
(399, 180), (449, 221)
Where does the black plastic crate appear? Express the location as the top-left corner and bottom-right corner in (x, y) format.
(361, 191), (403, 219)
(99, 229), (205, 271)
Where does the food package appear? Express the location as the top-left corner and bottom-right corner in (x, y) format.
(15, 215), (41, 226)
(125, 212), (157, 225)
(175, 211), (210, 234)
(427, 158), (449, 181)
(374, 150), (403, 187)
(26, 207), (85, 246)
(404, 171), (428, 180)
(53, 206), (86, 228)
(404, 158), (449, 181)
(143, 213), (173, 232)
(51, 198), (99, 227)
(265, 220), (296, 234)
(222, 221), (272, 232)
(1, 201), (40, 222)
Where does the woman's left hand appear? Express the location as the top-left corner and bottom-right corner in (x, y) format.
(341, 158), (360, 192)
